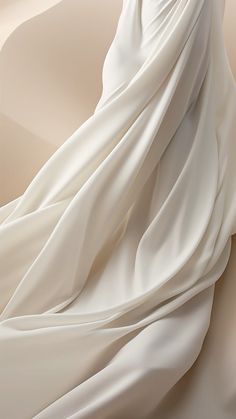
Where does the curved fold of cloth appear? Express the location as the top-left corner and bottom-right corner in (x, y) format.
(0, 1), (236, 418)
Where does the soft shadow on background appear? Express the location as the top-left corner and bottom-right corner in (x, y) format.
(0, 0), (123, 205)
(0, 2), (235, 417)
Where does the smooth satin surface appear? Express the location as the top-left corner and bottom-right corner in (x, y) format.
(0, 1), (236, 418)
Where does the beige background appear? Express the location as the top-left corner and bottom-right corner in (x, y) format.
(0, 0), (123, 204)
(0, 1), (235, 413)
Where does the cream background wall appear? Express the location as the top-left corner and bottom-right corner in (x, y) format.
(0, 0), (123, 205)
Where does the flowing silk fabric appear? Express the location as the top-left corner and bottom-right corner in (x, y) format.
(0, 1), (236, 418)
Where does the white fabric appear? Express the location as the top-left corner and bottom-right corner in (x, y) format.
(0, 1), (236, 418)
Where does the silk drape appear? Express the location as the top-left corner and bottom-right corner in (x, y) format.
(0, 1), (236, 418)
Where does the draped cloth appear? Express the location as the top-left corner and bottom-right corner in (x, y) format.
(0, 1), (236, 418)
